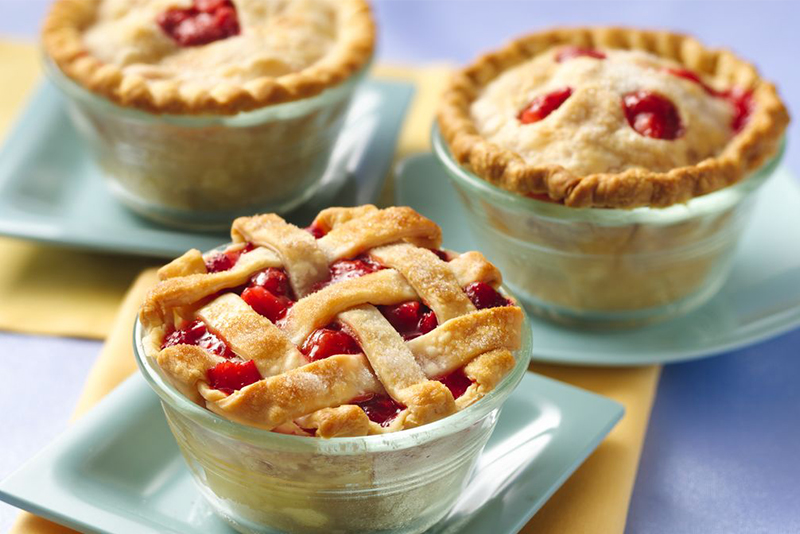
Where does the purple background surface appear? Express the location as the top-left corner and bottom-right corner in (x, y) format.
(0, 2), (798, 533)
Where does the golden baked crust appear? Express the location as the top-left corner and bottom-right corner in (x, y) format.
(140, 206), (523, 437)
(43, 0), (375, 115)
(437, 27), (789, 209)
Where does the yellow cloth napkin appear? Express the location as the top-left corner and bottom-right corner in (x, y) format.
(2, 39), (661, 533)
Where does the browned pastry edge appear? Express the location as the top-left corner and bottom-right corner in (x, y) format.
(42, 0), (376, 115)
(437, 26), (790, 209)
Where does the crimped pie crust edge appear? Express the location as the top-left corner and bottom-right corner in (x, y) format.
(437, 26), (790, 209)
(42, 0), (376, 115)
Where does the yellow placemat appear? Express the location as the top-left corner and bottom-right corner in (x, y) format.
(12, 271), (660, 533)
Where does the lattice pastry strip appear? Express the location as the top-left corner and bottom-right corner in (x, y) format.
(141, 206), (525, 437)
(197, 294), (306, 377)
(156, 306), (520, 435)
(315, 206), (442, 263)
(369, 243), (475, 323)
(281, 269), (419, 346)
(232, 214), (329, 298)
(141, 246), (281, 324)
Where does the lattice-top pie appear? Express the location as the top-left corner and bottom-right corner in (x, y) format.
(140, 206), (524, 437)
(439, 27), (789, 208)
(43, 0), (374, 114)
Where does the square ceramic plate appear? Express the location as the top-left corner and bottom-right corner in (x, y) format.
(0, 372), (622, 534)
(0, 78), (413, 257)
(396, 154), (800, 366)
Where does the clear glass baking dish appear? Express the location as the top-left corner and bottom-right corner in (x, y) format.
(44, 58), (370, 230)
(432, 124), (785, 328)
(133, 298), (532, 534)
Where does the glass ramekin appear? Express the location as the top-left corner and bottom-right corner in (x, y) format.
(133, 301), (532, 534)
(44, 58), (370, 230)
(433, 124), (785, 328)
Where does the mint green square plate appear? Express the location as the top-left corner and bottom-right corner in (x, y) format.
(396, 154), (800, 366)
(0, 373), (622, 534)
(0, 78), (413, 258)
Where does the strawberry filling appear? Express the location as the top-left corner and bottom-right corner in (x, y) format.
(162, 320), (235, 359)
(465, 282), (511, 310)
(437, 368), (473, 399)
(207, 360), (261, 395)
(352, 394), (405, 427)
(379, 301), (438, 341)
(519, 87), (573, 124)
(157, 0), (240, 47)
(301, 324), (362, 361)
(555, 46), (606, 62)
(622, 91), (684, 140)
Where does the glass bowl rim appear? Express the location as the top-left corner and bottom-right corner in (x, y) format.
(42, 53), (373, 128)
(431, 123), (786, 226)
(133, 280), (532, 454)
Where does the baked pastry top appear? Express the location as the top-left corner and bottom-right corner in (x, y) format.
(438, 27), (789, 209)
(472, 48), (734, 177)
(43, 0), (375, 114)
(140, 206), (524, 438)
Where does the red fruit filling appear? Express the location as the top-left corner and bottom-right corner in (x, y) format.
(622, 91), (684, 140)
(663, 68), (754, 133)
(352, 394), (405, 427)
(162, 320), (235, 359)
(329, 256), (384, 283)
(519, 87), (573, 124)
(465, 282), (511, 310)
(242, 286), (293, 322)
(207, 360), (261, 395)
(205, 243), (254, 273)
(725, 87), (755, 133)
(555, 46), (606, 62)
(311, 256), (384, 292)
(430, 249), (450, 262)
(664, 67), (718, 95)
(249, 267), (292, 298)
(437, 368), (473, 399)
(157, 0), (240, 47)
(305, 222), (327, 239)
(378, 301), (438, 341)
(301, 325), (362, 361)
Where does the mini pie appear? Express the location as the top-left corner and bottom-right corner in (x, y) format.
(43, 0), (375, 114)
(438, 27), (789, 208)
(140, 206), (524, 437)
